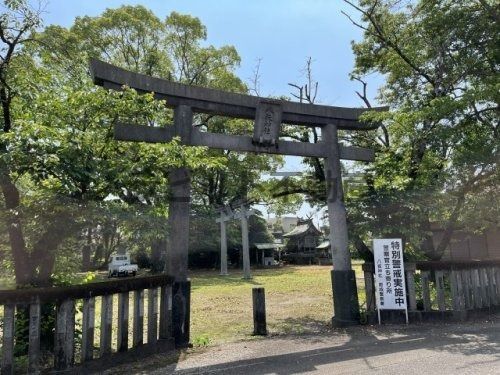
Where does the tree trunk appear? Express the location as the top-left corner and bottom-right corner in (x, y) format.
(36, 251), (56, 287)
(434, 194), (465, 260)
(151, 239), (166, 273)
(30, 214), (77, 285)
(1, 82), (31, 285)
(1, 86), (12, 132)
(82, 227), (92, 271)
(93, 244), (104, 268)
(352, 234), (373, 262)
(0, 172), (31, 285)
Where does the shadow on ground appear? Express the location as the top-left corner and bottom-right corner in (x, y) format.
(268, 316), (332, 335)
(138, 319), (500, 375)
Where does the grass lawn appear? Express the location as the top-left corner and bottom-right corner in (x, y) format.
(82, 263), (365, 352)
(190, 262), (365, 345)
(0, 262), (367, 367)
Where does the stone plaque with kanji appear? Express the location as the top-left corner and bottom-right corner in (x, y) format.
(253, 100), (282, 146)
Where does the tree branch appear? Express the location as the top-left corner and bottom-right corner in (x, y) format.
(342, 0), (436, 87)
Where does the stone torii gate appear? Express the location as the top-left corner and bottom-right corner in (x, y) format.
(216, 203), (255, 279)
(90, 59), (384, 344)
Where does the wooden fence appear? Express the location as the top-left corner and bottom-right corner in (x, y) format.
(363, 260), (500, 322)
(0, 275), (176, 374)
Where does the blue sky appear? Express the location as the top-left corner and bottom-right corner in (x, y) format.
(39, 0), (381, 107)
(38, 0), (383, 221)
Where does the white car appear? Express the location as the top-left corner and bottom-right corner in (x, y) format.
(108, 254), (138, 277)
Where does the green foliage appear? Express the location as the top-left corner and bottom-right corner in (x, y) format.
(192, 334), (210, 347)
(249, 214), (274, 245)
(343, 0), (499, 259)
(0, 3), (225, 283)
(0, 2), (288, 284)
(188, 206), (273, 268)
(52, 270), (97, 287)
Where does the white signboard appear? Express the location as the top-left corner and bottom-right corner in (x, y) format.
(373, 239), (407, 317)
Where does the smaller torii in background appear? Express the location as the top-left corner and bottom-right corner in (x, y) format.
(215, 201), (256, 279)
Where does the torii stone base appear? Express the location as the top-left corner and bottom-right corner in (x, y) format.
(331, 270), (360, 327)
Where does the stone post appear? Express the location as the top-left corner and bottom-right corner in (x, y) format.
(323, 123), (360, 326)
(252, 287), (267, 335)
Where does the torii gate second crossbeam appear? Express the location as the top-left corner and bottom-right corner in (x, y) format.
(90, 59), (386, 346)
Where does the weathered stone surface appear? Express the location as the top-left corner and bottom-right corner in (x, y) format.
(133, 290), (144, 347)
(435, 270), (446, 311)
(118, 292), (129, 352)
(54, 299), (75, 370)
(323, 125), (351, 273)
(147, 288), (158, 345)
(253, 100), (282, 146)
(331, 270), (360, 326)
(219, 219), (228, 275)
(421, 271), (432, 311)
(100, 295), (113, 357)
(114, 123), (375, 161)
(28, 301), (41, 373)
(252, 288), (267, 335)
(172, 281), (191, 348)
(234, 207), (255, 279)
(1, 304), (15, 375)
(0, 274), (174, 304)
(159, 285), (172, 340)
(90, 58), (386, 128)
(82, 297), (95, 362)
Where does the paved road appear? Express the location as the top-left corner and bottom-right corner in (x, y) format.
(107, 318), (500, 374)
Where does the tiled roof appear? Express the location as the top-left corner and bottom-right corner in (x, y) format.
(283, 219), (321, 238)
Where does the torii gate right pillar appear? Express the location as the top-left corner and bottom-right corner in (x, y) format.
(323, 124), (360, 326)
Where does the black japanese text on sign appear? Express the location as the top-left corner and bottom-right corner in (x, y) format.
(373, 239), (407, 310)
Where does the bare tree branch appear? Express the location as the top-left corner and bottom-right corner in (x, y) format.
(352, 75), (389, 147)
(249, 57), (262, 96)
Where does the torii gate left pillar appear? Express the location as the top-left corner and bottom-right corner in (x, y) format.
(166, 105), (192, 348)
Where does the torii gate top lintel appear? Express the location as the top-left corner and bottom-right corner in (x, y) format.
(90, 59), (386, 162)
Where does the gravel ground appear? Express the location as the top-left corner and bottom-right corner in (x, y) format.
(102, 313), (500, 375)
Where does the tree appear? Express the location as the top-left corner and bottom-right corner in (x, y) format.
(0, 4), (284, 285)
(341, 0), (498, 259)
(0, 0), (43, 284)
